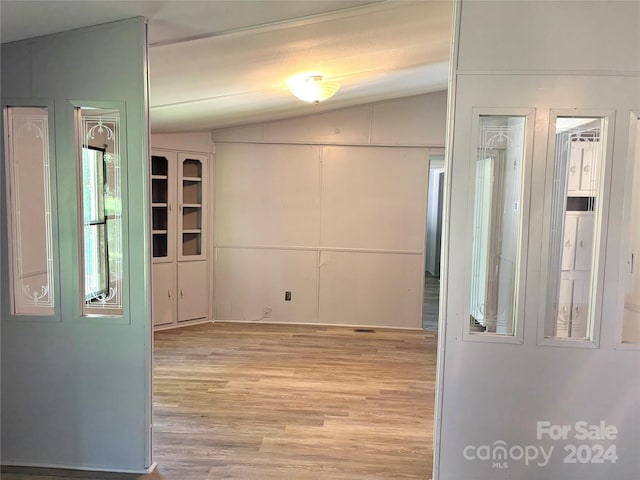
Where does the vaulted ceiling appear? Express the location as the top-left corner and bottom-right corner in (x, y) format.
(1, 1), (452, 132)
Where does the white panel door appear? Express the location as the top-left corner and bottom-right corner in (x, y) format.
(567, 142), (583, 192)
(177, 260), (208, 322)
(153, 263), (176, 327)
(1, 19), (151, 472)
(575, 214), (595, 271)
(562, 214), (578, 270)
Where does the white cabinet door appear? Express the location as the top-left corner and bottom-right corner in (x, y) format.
(570, 276), (590, 339)
(556, 274), (574, 338)
(151, 149), (177, 263)
(580, 141), (599, 191)
(177, 260), (208, 322)
(152, 263), (176, 326)
(561, 214), (578, 270)
(574, 214), (594, 270)
(567, 142), (582, 192)
(177, 153), (208, 261)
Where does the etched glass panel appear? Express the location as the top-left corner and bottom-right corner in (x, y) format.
(546, 117), (605, 340)
(4, 107), (55, 315)
(622, 116), (640, 343)
(78, 108), (123, 316)
(469, 116), (526, 335)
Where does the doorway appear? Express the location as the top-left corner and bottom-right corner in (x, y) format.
(424, 153), (445, 331)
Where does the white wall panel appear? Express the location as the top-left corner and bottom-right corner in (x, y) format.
(321, 146), (428, 251)
(215, 143), (320, 246)
(150, 132), (214, 153)
(370, 91), (447, 146)
(458, 0), (640, 73)
(211, 91), (448, 147)
(1, 19), (151, 472)
(318, 251), (422, 328)
(436, 0), (640, 477)
(214, 248), (318, 323)
(263, 105), (372, 145)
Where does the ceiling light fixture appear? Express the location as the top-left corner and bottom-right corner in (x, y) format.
(288, 73), (341, 104)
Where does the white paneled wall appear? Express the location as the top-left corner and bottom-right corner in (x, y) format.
(202, 92), (445, 329)
(319, 251), (423, 327)
(321, 146), (428, 251)
(214, 248), (319, 323)
(213, 143), (428, 328)
(215, 144), (320, 247)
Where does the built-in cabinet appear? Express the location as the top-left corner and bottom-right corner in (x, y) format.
(151, 149), (209, 329)
(557, 138), (600, 338)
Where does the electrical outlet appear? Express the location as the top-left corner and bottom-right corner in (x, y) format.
(285, 291), (292, 301)
(263, 306), (272, 318)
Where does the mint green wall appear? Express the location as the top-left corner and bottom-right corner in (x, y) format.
(1, 18), (152, 471)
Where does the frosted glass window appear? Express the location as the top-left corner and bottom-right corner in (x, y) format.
(4, 107), (55, 315)
(469, 116), (526, 335)
(621, 116), (640, 343)
(545, 117), (605, 340)
(78, 108), (123, 316)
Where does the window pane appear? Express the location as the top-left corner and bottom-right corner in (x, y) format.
(4, 107), (55, 315)
(78, 108), (123, 316)
(469, 116), (526, 335)
(622, 116), (640, 343)
(546, 117), (605, 340)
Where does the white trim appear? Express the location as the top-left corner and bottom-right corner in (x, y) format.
(460, 107), (535, 346)
(536, 108), (616, 348)
(149, 1), (408, 48)
(614, 110), (640, 350)
(212, 319), (427, 332)
(213, 245), (423, 255)
(456, 70), (640, 77)
(154, 317), (212, 331)
(209, 139), (445, 149)
(1, 461), (157, 475)
(432, 1), (461, 478)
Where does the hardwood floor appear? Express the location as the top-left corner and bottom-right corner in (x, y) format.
(3, 322), (437, 480)
(422, 272), (440, 331)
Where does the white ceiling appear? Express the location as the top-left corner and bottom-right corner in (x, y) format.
(1, 1), (452, 132)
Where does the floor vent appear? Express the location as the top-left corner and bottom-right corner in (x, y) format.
(353, 328), (376, 333)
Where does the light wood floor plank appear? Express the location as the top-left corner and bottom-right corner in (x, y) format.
(3, 322), (436, 480)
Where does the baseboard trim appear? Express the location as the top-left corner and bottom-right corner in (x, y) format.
(213, 318), (423, 331)
(154, 317), (212, 331)
(1, 461), (157, 475)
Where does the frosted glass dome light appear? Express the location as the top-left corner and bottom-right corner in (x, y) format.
(288, 73), (341, 104)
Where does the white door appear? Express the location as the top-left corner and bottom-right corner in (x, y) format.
(153, 263), (176, 327)
(1, 19), (152, 472)
(435, 2), (640, 479)
(178, 260), (209, 322)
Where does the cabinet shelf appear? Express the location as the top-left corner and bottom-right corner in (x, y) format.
(152, 149), (208, 331)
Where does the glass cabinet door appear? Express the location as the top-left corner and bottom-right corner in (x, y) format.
(178, 153), (207, 260)
(151, 151), (176, 262)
